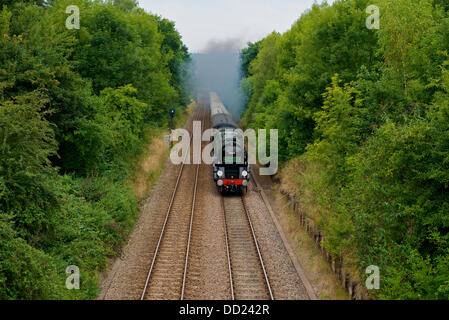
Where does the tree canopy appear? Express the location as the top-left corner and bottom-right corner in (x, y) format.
(240, 0), (449, 299)
(0, 0), (190, 299)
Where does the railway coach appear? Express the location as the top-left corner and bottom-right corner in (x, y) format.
(210, 92), (250, 193)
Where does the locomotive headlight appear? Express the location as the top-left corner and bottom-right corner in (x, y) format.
(217, 170), (223, 177)
(242, 170), (248, 177)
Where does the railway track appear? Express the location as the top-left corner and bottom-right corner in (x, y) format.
(138, 96), (308, 300)
(221, 194), (274, 300)
(139, 100), (275, 300)
(101, 94), (312, 300)
(140, 106), (206, 300)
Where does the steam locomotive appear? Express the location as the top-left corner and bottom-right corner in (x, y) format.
(210, 92), (250, 193)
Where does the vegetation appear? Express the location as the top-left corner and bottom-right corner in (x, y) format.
(0, 0), (190, 299)
(241, 0), (449, 299)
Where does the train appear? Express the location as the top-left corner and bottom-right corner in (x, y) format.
(210, 92), (250, 193)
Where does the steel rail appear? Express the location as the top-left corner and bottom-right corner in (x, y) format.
(240, 195), (275, 300)
(220, 196), (235, 300)
(140, 110), (196, 300)
(180, 106), (205, 300)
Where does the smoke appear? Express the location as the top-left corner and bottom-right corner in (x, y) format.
(202, 37), (245, 53)
(192, 37), (245, 119)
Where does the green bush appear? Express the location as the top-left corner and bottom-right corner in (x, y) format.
(0, 219), (62, 300)
(242, 0), (449, 299)
(0, 0), (189, 299)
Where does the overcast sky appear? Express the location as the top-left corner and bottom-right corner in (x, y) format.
(138, 0), (330, 53)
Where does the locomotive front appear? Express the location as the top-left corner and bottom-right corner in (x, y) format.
(213, 129), (250, 193)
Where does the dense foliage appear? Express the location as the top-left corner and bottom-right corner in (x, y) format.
(0, 0), (190, 299)
(241, 0), (449, 299)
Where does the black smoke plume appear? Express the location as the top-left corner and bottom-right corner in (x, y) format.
(191, 37), (245, 118)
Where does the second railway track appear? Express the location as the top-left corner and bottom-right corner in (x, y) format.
(140, 106), (206, 300)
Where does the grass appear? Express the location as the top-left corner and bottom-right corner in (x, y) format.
(130, 100), (195, 202)
(279, 158), (369, 299)
(131, 130), (170, 202)
(276, 192), (349, 299)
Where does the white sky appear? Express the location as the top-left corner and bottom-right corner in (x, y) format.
(138, 0), (330, 53)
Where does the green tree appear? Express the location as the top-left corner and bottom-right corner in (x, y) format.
(0, 0), (189, 299)
(240, 41), (261, 78)
(307, 75), (365, 184)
